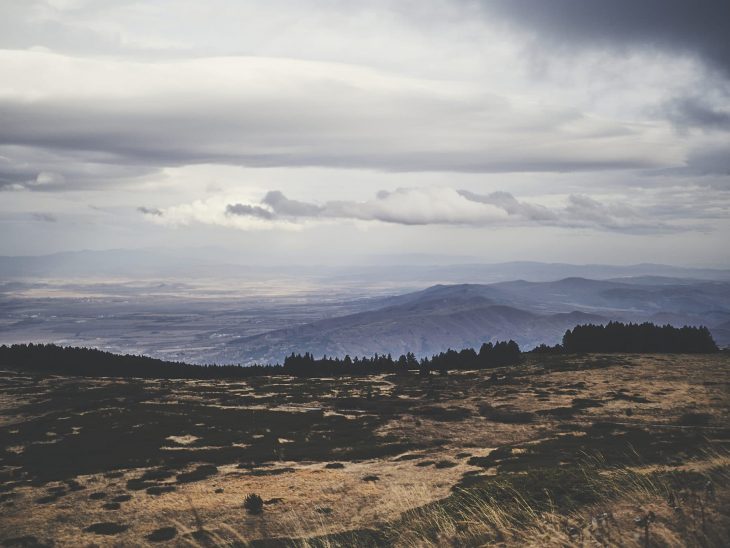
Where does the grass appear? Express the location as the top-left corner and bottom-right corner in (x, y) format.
(172, 448), (729, 546)
(1, 353), (728, 546)
(294, 450), (730, 547)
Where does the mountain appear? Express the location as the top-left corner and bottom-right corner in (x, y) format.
(216, 278), (730, 364)
(2, 250), (729, 284)
(218, 290), (606, 364)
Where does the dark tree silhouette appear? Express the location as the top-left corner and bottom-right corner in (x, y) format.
(562, 322), (718, 354)
(0, 339), (522, 380)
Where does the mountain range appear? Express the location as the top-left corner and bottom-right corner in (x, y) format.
(2, 249), (729, 284)
(216, 277), (730, 364)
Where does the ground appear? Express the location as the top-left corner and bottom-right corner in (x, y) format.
(0, 353), (728, 546)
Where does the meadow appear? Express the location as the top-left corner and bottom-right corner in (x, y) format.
(1, 353), (728, 546)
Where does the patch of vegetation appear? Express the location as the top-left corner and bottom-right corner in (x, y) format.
(563, 322), (718, 353)
(415, 406), (472, 421)
(478, 404), (535, 423)
(678, 411), (712, 426)
(176, 464), (218, 484)
(84, 522), (128, 535)
(146, 527), (177, 542)
(386, 451), (730, 547)
(1, 536), (52, 548)
(244, 493), (264, 515)
(468, 422), (721, 472)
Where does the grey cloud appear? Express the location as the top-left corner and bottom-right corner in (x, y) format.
(215, 188), (692, 233)
(0, 144), (158, 192)
(457, 189), (558, 221)
(226, 188), (504, 226)
(31, 212), (57, 223)
(0, 99), (660, 181)
(225, 203), (274, 220)
(261, 191), (324, 217)
(137, 206), (163, 216)
(686, 148), (730, 177)
(0, 49), (679, 191)
(663, 97), (730, 132)
(564, 194), (638, 229)
(482, 0), (730, 76)
(653, 146), (730, 181)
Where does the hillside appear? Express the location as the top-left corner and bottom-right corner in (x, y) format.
(1, 353), (728, 546)
(217, 278), (730, 364)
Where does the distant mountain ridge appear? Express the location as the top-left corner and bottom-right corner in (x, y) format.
(1, 250), (729, 283)
(216, 277), (730, 364)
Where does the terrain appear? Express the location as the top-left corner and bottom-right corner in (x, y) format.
(2, 274), (729, 366)
(220, 279), (730, 364)
(0, 352), (728, 546)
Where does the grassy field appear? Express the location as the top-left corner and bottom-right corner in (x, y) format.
(1, 353), (728, 546)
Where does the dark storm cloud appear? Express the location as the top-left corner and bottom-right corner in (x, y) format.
(482, 0), (730, 75)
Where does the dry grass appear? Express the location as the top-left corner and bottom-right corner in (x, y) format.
(385, 451), (730, 548)
(1, 353), (728, 546)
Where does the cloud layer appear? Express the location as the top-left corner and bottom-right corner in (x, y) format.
(140, 187), (692, 234)
(0, 1), (728, 264)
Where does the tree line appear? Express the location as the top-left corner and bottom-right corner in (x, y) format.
(282, 340), (522, 377)
(0, 339), (521, 380)
(0, 321), (718, 380)
(562, 322), (718, 353)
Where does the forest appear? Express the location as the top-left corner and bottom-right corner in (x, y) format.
(0, 322), (718, 380)
(562, 322), (719, 353)
(0, 340), (521, 379)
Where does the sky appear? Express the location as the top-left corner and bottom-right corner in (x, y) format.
(0, 0), (729, 266)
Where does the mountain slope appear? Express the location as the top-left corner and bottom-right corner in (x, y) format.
(217, 278), (730, 364)
(219, 294), (605, 364)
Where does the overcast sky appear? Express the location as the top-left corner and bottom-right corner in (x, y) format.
(1, 0), (729, 266)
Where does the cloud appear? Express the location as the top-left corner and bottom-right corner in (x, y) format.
(137, 206), (162, 216)
(224, 187), (507, 226)
(31, 212), (58, 222)
(481, 0), (730, 76)
(0, 144), (157, 192)
(456, 190), (558, 221)
(261, 191), (323, 217)
(225, 203), (274, 220)
(663, 97), (730, 132)
(0, 49), (683, 192)
(156, 187), (698, 233)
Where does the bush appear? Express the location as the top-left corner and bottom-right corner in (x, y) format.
(677, 412), (711, 426)
(478, 404), (535, 423)
(244, 493), (264, 514)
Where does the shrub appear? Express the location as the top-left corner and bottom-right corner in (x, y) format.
(677, 412), (712, 426)
(243, 493), (264, 514)
(478, 404), (535, 423)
